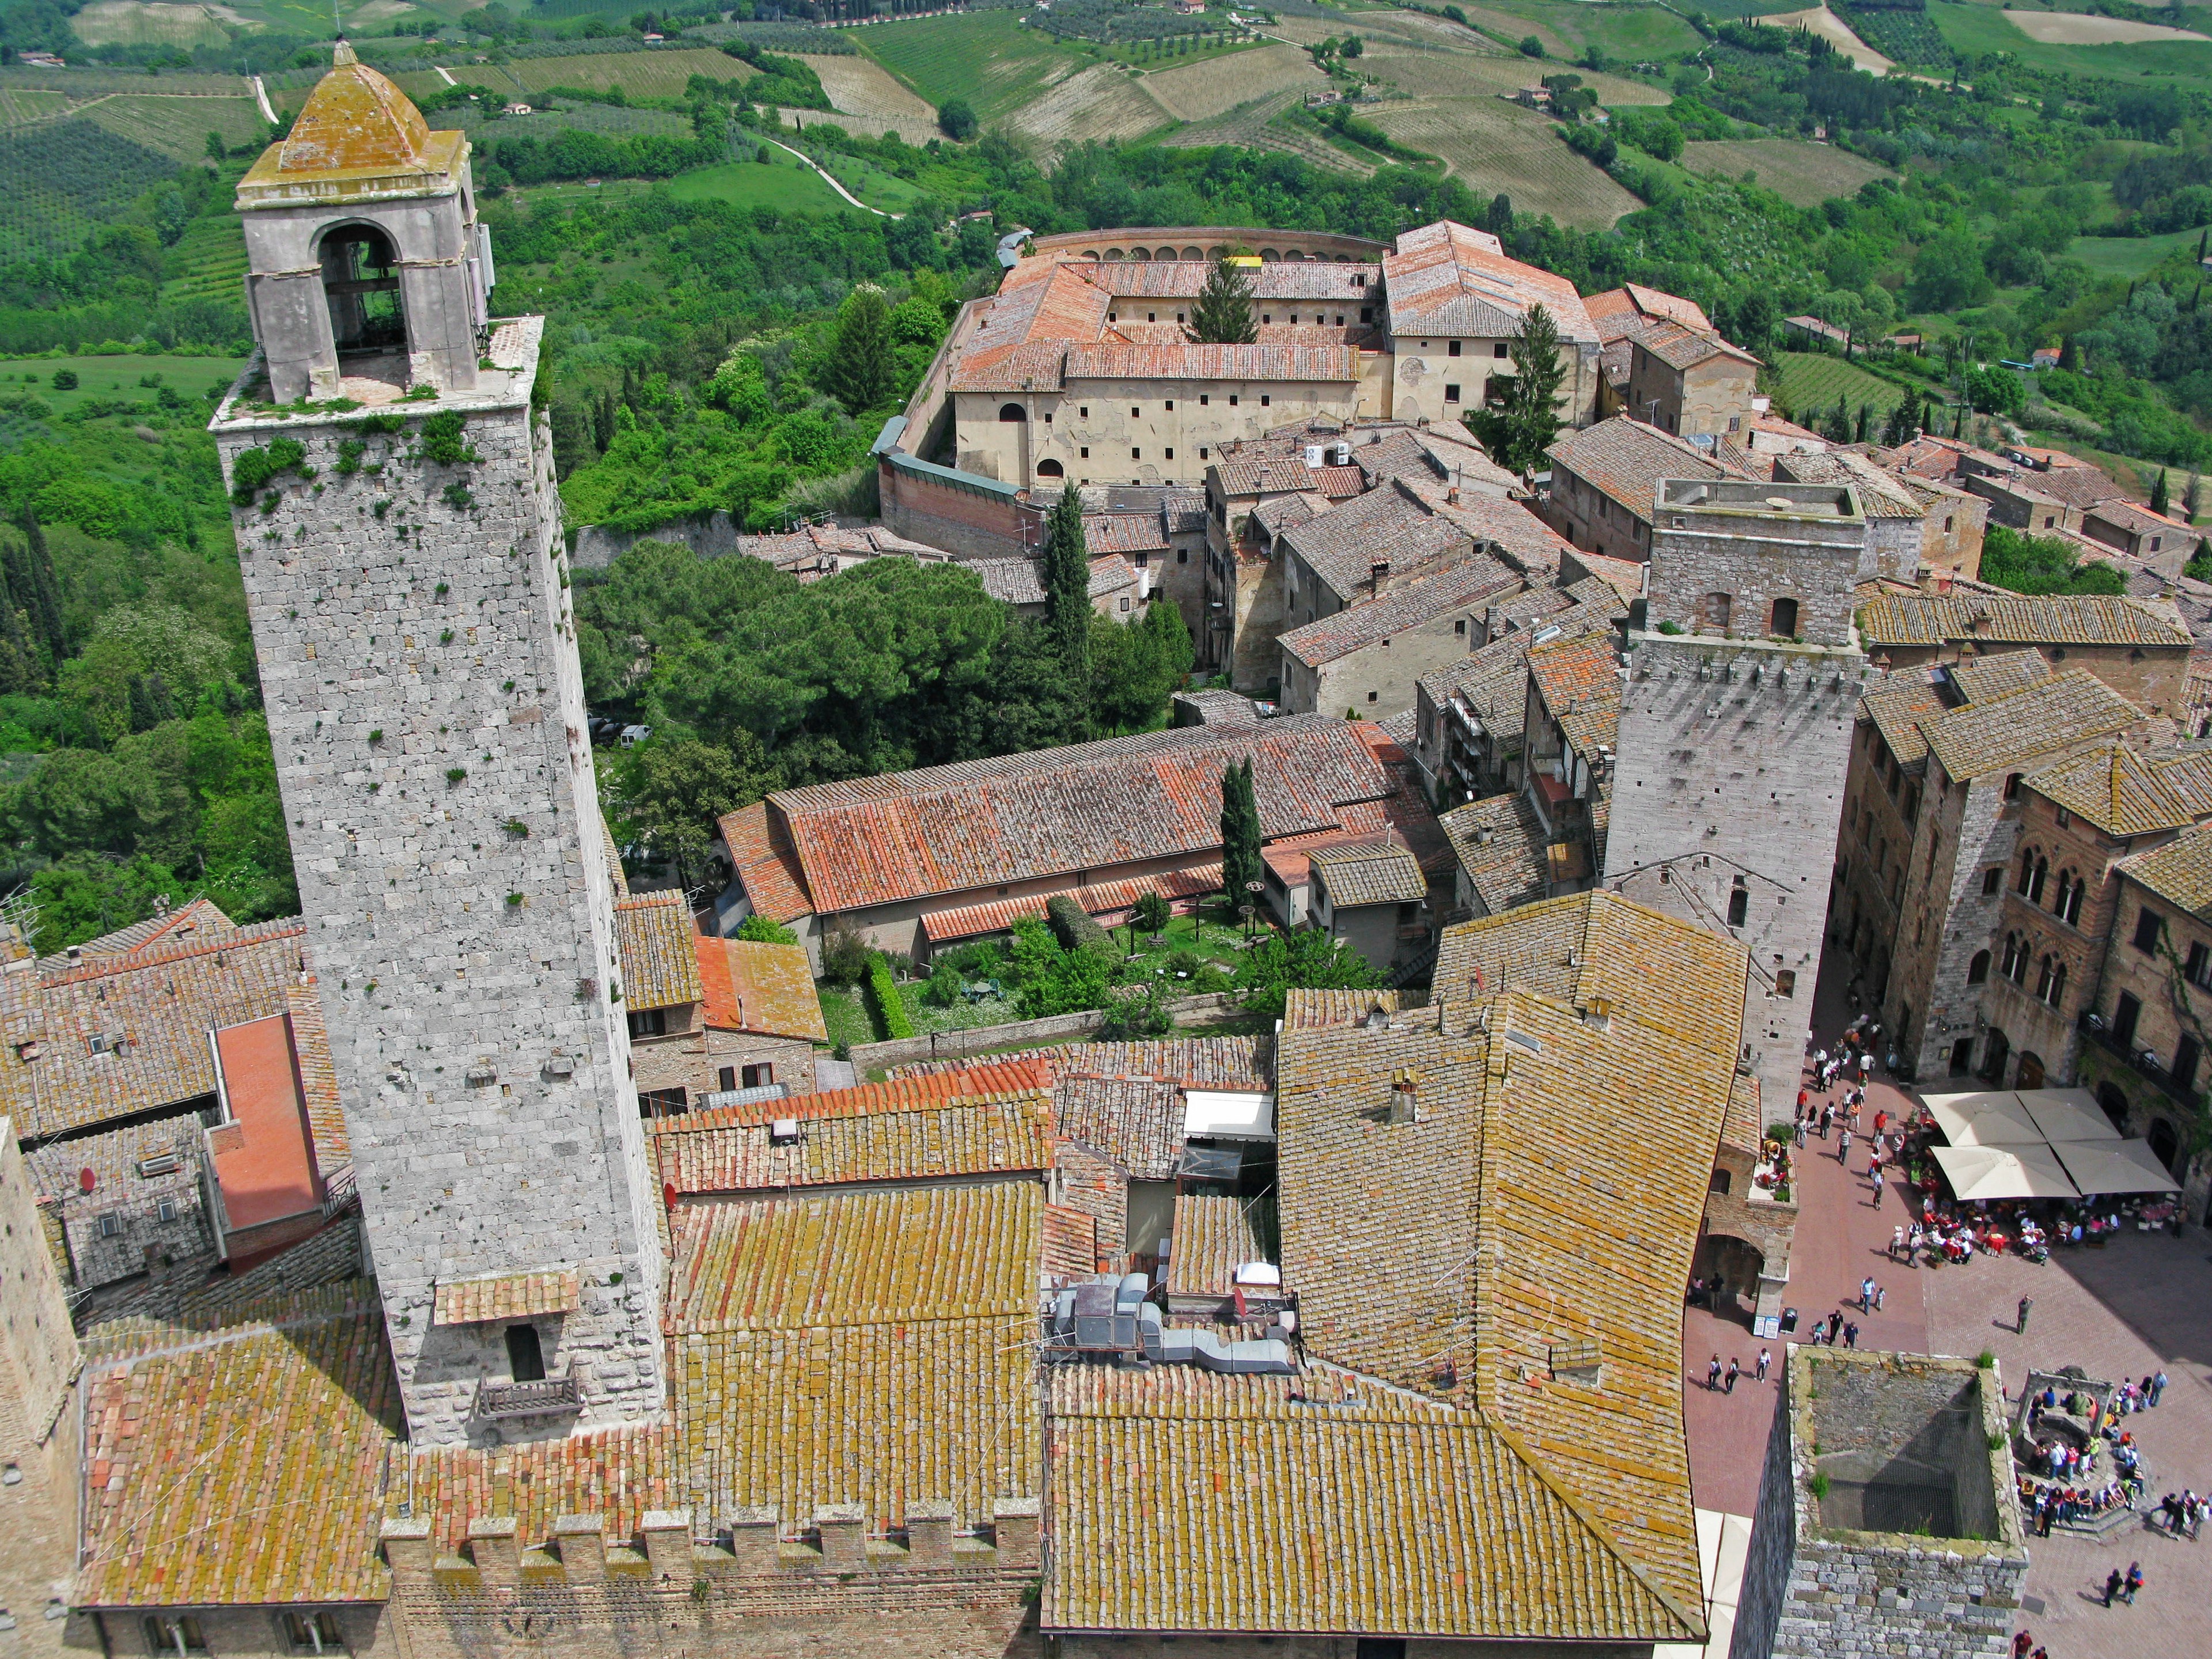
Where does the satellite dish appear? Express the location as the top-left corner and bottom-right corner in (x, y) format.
(77, 1168), (95, 1194)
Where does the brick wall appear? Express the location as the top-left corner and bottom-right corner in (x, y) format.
(877, 459), (1026, 562)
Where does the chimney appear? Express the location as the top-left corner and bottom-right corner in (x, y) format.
(380, 1518), (434, 1588)
(728, 1506), (779, 1575)
(467, 1517), (521, 1589)
(905, 1501), (956, 1568)
(1370, 559), (1391, 594)
(813, 1504), (868, 1573)
(641, 1509), (694, 1584)
(993, 1497), (1041, 1567)
(553, 1513), (607, 1582)
(1388, 1069), (1419, 1124)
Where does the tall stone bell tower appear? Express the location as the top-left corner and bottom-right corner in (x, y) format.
(210, 43), (665, 1446)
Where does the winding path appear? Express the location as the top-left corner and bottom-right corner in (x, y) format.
(760, 134), (901, 219)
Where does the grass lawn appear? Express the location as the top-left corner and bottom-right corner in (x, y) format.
(0, 351), (247, 413)
(1456, 0), (1706, 60)
(855, 10), (1090, 123)
(2066, 227), (2212, 278)
(664, 153), (853, 213)
(1929, 2), (2212, 85)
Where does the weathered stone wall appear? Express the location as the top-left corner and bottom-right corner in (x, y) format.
(843, 993), (1241, 1077)
(79, 1604), (392, 1659)
(213, 327), (665, 1446)
(878, 457), (1027, 562)
(1609, 632), (1865, 1111)
(0, 1128), (82, 1659)
(1645, 499), (1864, 646)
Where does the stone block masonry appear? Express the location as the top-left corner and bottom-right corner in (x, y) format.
(210, 320), (665, 1448)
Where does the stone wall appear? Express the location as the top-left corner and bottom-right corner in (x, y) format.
(0, 1128), (82, 1659)
(1732, 1349), (2027, 1659)
(1644, 491), (1865, 647)
(213, 327), (665, 1446)
(1608, 632), (1865, 1111)
(570, 512), (741, 570)
(844, 993), (1241, 1077)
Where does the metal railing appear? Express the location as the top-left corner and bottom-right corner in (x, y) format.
(477, 1376), (580, 1421)
(2077, 1011), (2205, 1109)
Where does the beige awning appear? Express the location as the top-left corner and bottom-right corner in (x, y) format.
(2016, 1088), (2122, 1145)
(1931, 1143), (2081, 1201)
(1922, 1090), (2046, 1147)
(2050, 1138), (2180, 1196)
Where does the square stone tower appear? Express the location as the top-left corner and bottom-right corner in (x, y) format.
(1607, 480), (1871, 1122)
(210, 44), (663, 1446)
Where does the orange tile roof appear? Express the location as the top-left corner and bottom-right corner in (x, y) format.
(919, 863), (1222, 945)
(399, 1423), (676, 1558)
(1857, 591), (2192, 650)
(718, 800), (814, 923)
(1384, 221), (1599, 344)
(613, 891), (703, 1012)
(658, 1058), (1055, 1131)
(209, 1014), (323, 1233)
(1547, 415), (1746, 522)
(431, 1268), (581, 1327)
(1527, 629), (1622, 761)
(694, 937), (827, 1042)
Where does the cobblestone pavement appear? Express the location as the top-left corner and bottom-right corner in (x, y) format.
(1681, 964), (2212, 1657)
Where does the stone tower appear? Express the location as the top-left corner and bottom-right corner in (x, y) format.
(210, 44), (664, 1446)
(1607, 479), (1872, 1120)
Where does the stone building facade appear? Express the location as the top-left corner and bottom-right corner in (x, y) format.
(210, 48), (663, 1446)
(1730, 1349), (2026, 1659)
(1608, 481), (1869, 1121)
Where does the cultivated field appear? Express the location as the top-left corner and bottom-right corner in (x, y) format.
(1366, 96), (1643, 228)
(797, 53), (937, 124)
(1009, 65), (1172, 148)
(1142, 43), (1325, 123)
(2001, 7), (2207, 44)
(69, 1), (243, 50)
(1929, 3), (2212, 85)
(78, 92), (269, 162)
(664, 153), (850, 215)
(1359, 39), (1670, 104)
(506, 49), (740, 99)
(757, 104), (918, 142)
(1768, 350), (1911, 426)
(2065, 226), (2212, 277)
(0, 89), (70, 127)
(855, 12), (1089, 123)
(1450, 0), (1705, 62)
(1680, 138), (1894, 204)
(160, 211), (249, 307)
(1765, 6), (1897, 74)
(1161, 89), (1376, 176)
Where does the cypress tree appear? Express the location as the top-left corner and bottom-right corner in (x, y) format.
(10, 514), (63, 666)
(1472, 302), (1566, 475)
(1220, 757), (1263, 911)
(1041, 483), (1090, 678)
(1853, 402), (1870, 444)
(1190, 253), (1257, 346)
(2150, 467), (2171, 516)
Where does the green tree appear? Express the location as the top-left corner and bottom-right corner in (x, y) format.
(615, 735), (778, 889)
(1189, 254), (1257, 346)
(1881, 397), (1916, 447)
(2185, 471), (2204, 522)
(1220, 756), (1263, 911)
(1237, 926), (1379, 1020)
(7, 517), (65, 667)
(1470, 302), (1566, 475)
(25, 852), (191, 956)
(1965, 364), (2024, 416)
(822, 285), (895, 418)
(737, 913), (799, 945)
(937, 97), (977, 141)
(1518, 34), (1545, 56)
(1041, 482), (1091, 679)
(2150, 467), (2171, 516)
(57, 604), (234, 745)
(204, 130), (227, 161)
(1133, 890), (1172, 938)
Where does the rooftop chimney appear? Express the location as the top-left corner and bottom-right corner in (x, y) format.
(1388, 1069), (1419, 1125)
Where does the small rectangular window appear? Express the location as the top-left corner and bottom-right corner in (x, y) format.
(626, 1007), (665, 1039)
(1455, 619), (1467, 634)
(1260, 395), (1270, 407)
(2188, 942), (2211, 991)
(1198, 448), (1207, 460)
(156, 1198), (177, 1224)
(1360, 306), (1373, 323)
(1164, 448), (1174, 460)
(1775, 969), (1796, 997)
(1444, 384), (1461, 404)
(1448, 340), (1462, 357)
(1229, 395), (1238, 407)
(741, 1062), (775, 1090)
(2135, 908), (2164, 954)
(1727, 889), (1749, 927)
(506, 1323), (547, 1382)
(1131, 407), (1140, 418)
(283, 1612), (343, 1655)
(1080, 447), (1089, 458)
(1494, 343), (1509, 359)
(1982, 866), (2002, 897)
(1131, 448), (1141, 460)
(1199, 394), (1209, 406)
(718, 1066), (737, 1092)
(1164, 399), (1174, 411)
(1079, 407), (1088, 418)
(98, 1212), (123, 1240)
(145, 1618), (207, 1657)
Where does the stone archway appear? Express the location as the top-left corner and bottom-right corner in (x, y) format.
(1980, 1028), (2010, 1084)
(2096, 1082), (2130, 1131)
(2149, 1117), (2183, 1179)
(2017, 1051), (2046, 1089)
(1691, 1233), (1766, 1328)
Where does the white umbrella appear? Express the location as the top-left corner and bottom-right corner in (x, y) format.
(2050, 1139), (2180, 1196)
(2016, 1088), (2122, 1144)
(1932, 1143), (2081, 1201)
(1922, 1090), (2046, 1147)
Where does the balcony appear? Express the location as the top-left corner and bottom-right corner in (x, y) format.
(2077, 1011), (2203, 1110)
(476, 1375), (580, 1421)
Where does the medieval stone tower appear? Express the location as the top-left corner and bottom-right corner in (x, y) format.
(210, 44), (664, 1446)
(1606, 479), (1872, 1124)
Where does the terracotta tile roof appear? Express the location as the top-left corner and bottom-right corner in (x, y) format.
(2022, 744), (2212, 836)
(760, 715), (1399, 916)
(718, 801), (813, 924)
(1249, 490), (1327, 543)
(1051, 1076), (1183, 1180)
(1349, 429), (1518, 501)
(399, 1422), (675, 1559)
(1775, 448), (1923, 518)
(1439, 793), (1551, 915)
(1582, 283), (1715, 345)
(1633, 319), (1758, 373)
(50, 898), (239, 969)
(1163, 1194), (1267, 1298)
(613, 891), (702, 1012)
(1946, 649), (2052, 704)
(75, 1285), (399, 1607)
(892, 1036), (1266, 1091)
(919, 863), (1222, 945)
(1067, 343), (1362, 384)
(432, 1267), (580, 1327)
(1921, 668), (2139, 780)
(966, 552), (1138, 607)
(1527, 630), (1622, 760)
(283, 984), (349, 1176)
(1547, 416), (1743, 522)
(1281, 480), (1474, 604)
(1084, 512), (1168, 555)
(1213, 456), (1320, 497)
(26, 1115), (199, 1211)
(2086, 498), (2195, 540)
(1089, 262), (1382, 302)
(1383, 220), (1599, 345)
(650, 1069), (1051, 1196)
(2119, 818), (2212, 919)
(1423, 493), (1575, 576)
(1044, 1362), (1698, 1642)
(695, 938), (827, 1042)
(664, 1183), (1038, 1334)
(1565, 550), (1645, 605)
(1857, 679), (1950, 767)
(1857, 592), (2192, 651)
(1043, 1203), (1098, 1276)
(1423, 645), (1534, 744)
(0, 919), (311, 1142)
(1277, 551), (1518, 669)
(1309, 839), (1429, 907)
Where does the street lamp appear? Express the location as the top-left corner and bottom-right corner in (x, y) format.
(1244, 879), (1265, 940)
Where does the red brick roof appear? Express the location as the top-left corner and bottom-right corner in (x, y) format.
(694, 937), (827, 1042)
(1547, 416), (1745, 522)
(1384, 221), (1598, 345)
(719, 800), (813, 924)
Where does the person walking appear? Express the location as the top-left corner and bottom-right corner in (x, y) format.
(1891, 1224), (1906, 1260)
(1757, 1347), (1771, 1382)
(1820, 1102), (1833, 1139)
(1725, 1358), (1740, 1394)
(2150, 1369), (2168, 1407)
(2104, 1567), (2124, 1608)
(1861, 1275), (1876, 1313)
(1874, 1283), (1886, 1313)
(1839, 1126), (1853, 1162)
(1794, 1115), (1806, 1149)
(2017, 1296), (2033, 1335)
(2123, 1561), (2143, 1604)
(1844, 1320), (1860, 1349)
(1707, 1354), (1723, 1391)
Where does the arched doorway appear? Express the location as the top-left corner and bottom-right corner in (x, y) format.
(2149, 1117), (2183, 1179)
(997, 403), (1027, 423)
(1690, 1233), (1764, 1328)
(1980, 1028), (2010, 1084)
(2096, 1082), (2130, 1132)
(1035, 458), (1064, 478)
(2016, 1051), (2046, 1089)
(319, 224), (406, 355)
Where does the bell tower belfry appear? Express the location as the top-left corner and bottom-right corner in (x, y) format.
(237, 39), (494, 402)
(211, 45), (664, 1448)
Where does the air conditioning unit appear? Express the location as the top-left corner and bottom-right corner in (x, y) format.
(135, 1152), (181, 1179)
(769, 1118), (802, 1146)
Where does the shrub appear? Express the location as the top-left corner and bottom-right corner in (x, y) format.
(865, 952), (914, 1039)
(420, 410), (479, 465)
(736, 914), (798, 946)
(1097, 982), (1173, 1040)
(51, 368), (76, 390)
(1976, 1349), (1997, 1369)
(1518, 34), (1544, 56)
(230, 436), (308, 504)
(1809, 1471), (1831, 1499)
(923, 959), (963, 1007)
(937, 97), (977, 141)
(1133, 891), (1172, 937)
(1046, 893), (1112, 953)
(820, 925), (872, 987)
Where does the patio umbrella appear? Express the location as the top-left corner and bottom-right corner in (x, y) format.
(2015, 1088), (2122, 1145)
(1931, 1143), (2081, 1201)
(1922, 1090), (2046, 1148)
(2049, 1138), (2180, 1196)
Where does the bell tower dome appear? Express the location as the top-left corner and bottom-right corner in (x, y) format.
(236, 40), (494, 402)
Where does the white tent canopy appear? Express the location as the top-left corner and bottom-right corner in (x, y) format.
(2016, 1088), (2122, 1145)
(2050, 1138), (2181, 1196)
(1922, 1091), (2047, 1148)
(1931, 1143), (2082, 1202)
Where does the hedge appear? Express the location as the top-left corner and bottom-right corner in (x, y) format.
(865, 952), (914, 1040)
(1046, 893), (1113, 953)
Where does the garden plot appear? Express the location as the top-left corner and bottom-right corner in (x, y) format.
(1141, 42), (1326, 121)
(1010, 65), (1172, 147)
(797, 53), (938, 124)
(1366, 95), (1642, 228)
(2000, 8), (2207, 43)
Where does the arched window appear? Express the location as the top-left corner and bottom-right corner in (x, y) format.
(2047, 961), (2066, 1007)
(998, 403), (1028, 422)
(1967, 949), (1990, 984)
(2060, 870), (2084, 926)
(1770, 596), (1799, 637)
(2035, 955), (2055, 1001)
(2001, 932), (2025, 983)
(1702, 592), (1732, 633)
(2028, 853), (2048, 905)
(1035, 458), (1065, 478)
(2017, 846), (2037, 894)
(2052, 869), (2073, 918)
(319, 224), (406, 354)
